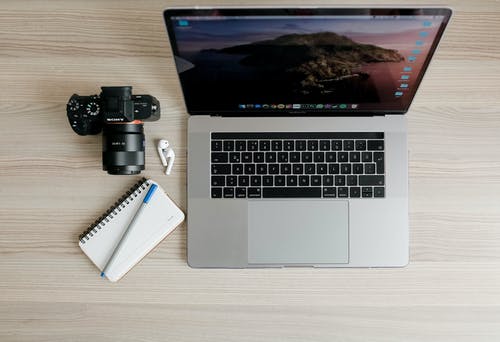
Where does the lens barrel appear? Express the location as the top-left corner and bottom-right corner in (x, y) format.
(102, 123), (145, 175)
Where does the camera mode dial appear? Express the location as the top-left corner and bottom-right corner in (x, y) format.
(86, 96), (100, 117)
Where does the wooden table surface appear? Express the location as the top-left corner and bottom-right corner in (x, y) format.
(1, 1), (500, 341)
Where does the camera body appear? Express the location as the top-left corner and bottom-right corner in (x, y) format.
(67, 86), (160, 175)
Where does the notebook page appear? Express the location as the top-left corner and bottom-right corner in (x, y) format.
(79, 180), (184, 281)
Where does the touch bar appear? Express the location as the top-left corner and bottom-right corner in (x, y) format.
(211, 132), (384, 140)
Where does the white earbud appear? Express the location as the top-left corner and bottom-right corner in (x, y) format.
(157, 139), (175, 175)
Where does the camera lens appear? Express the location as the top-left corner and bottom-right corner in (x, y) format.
(102, 123), (145, 175)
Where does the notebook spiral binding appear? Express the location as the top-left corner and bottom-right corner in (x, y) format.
(79, 178), (150, 244)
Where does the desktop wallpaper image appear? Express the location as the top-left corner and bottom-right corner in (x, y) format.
(172, 17), (442, 112)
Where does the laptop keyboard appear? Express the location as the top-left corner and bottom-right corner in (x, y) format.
(210, 132), (385, 199)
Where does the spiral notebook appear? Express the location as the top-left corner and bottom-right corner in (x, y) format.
(79, 178), (185, 282)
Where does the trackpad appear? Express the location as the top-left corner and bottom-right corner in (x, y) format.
(248, 200), (349, 264)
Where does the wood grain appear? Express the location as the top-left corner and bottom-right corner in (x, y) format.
(1, 1), (500, 341)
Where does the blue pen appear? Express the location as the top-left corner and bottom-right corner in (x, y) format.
(101, 184), (158, 279)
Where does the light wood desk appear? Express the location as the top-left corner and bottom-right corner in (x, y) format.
(1, 1), (500, 341)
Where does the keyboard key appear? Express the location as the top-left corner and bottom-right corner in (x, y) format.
(338, 152), (348, 162)
(248, 187), (262, 198)
(290, 152), (301, 162)
(362, 152), (372, 162)
(257, 164), (267, 174)
(323, 187), (337, 197)
(293, 164), (304, 174)
(211, 152), (228, 163)
(235, 140), (246, 151)
(314, 152), (324, 162)
(223, 140), (234, 151)
(286, 175), (298, 186)
(232, 164), (243, 174)
(362, 187), (373, 198)
(317, 163), (327, 174)
(271, 140), (283, 151)
(281, 164), (292, 174)
(248, 140), (259, 151)
(344, 140), (354, 150)
(350, 187), (361, 198)
(263, 187), (321, 198)
(259, 140), (270, 151)
(223, 187), (234, 198)
(307, 140), (318, 151)
(341, 164), (351, 174)
(368, 140), (384, 150)
(338, 187), (348, 197)
(227, 176), (237, 186)
(251, 176), (262, 186)
(353, 163), (364, 174)
(211, 176), (225, 186)
(299, 175), (309, 186)
(211, 140), (222, 151)
(349, 152), (360, 162)
(332, 140), (342, 150)
(326, 152), (336, 162)
(242, 152), (252, 163)
(374, 152), (384, 174)
(359, 175), (385, 186)
(268, 164), (280, 174)
(311, 175), (322, 186)
(302, 152), (312, 162)
(305, 163), (315, 174)
(265, 152), (277, 163)
(335, 175), (346, 186)
(329, 163), (340, 174)
(296, 140), (307, 151)
(365, 163), (375, 174)
(229, 152), (240, 163)
(284, 140), (294, 151)
(355, 140), (367, 150)
(236, 187), (246, 198)
(211, 187), (222, 198)
(323, 175), (334, 186)
(263, 176), (273, 186)
(254, 152), (264, 163)
(275, 175), (285, 186)
(212, 164), (231, 174)
(374, 187), (385, 197)
(244, 164), (255, 174)
(238, 175), (249, 186)
(347, 175), (357, 186)
(320, 140), (331, 150)
(277, 152), (288, 163)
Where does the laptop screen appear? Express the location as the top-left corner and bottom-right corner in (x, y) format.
(164, 8), (451, 115)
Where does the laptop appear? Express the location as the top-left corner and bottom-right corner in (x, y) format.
(163, 7), (451, 267)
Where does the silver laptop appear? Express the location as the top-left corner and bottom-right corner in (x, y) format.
(164, 7), (451, 267)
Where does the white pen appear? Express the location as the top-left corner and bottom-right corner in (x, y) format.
(100, 184), (158, 279)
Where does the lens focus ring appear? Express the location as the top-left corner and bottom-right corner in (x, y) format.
(102, 124), (145, 175)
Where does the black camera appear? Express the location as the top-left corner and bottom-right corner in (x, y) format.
(67, 86), (160, 175)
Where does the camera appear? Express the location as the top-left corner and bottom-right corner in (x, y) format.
(67, 86), (160, 175)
